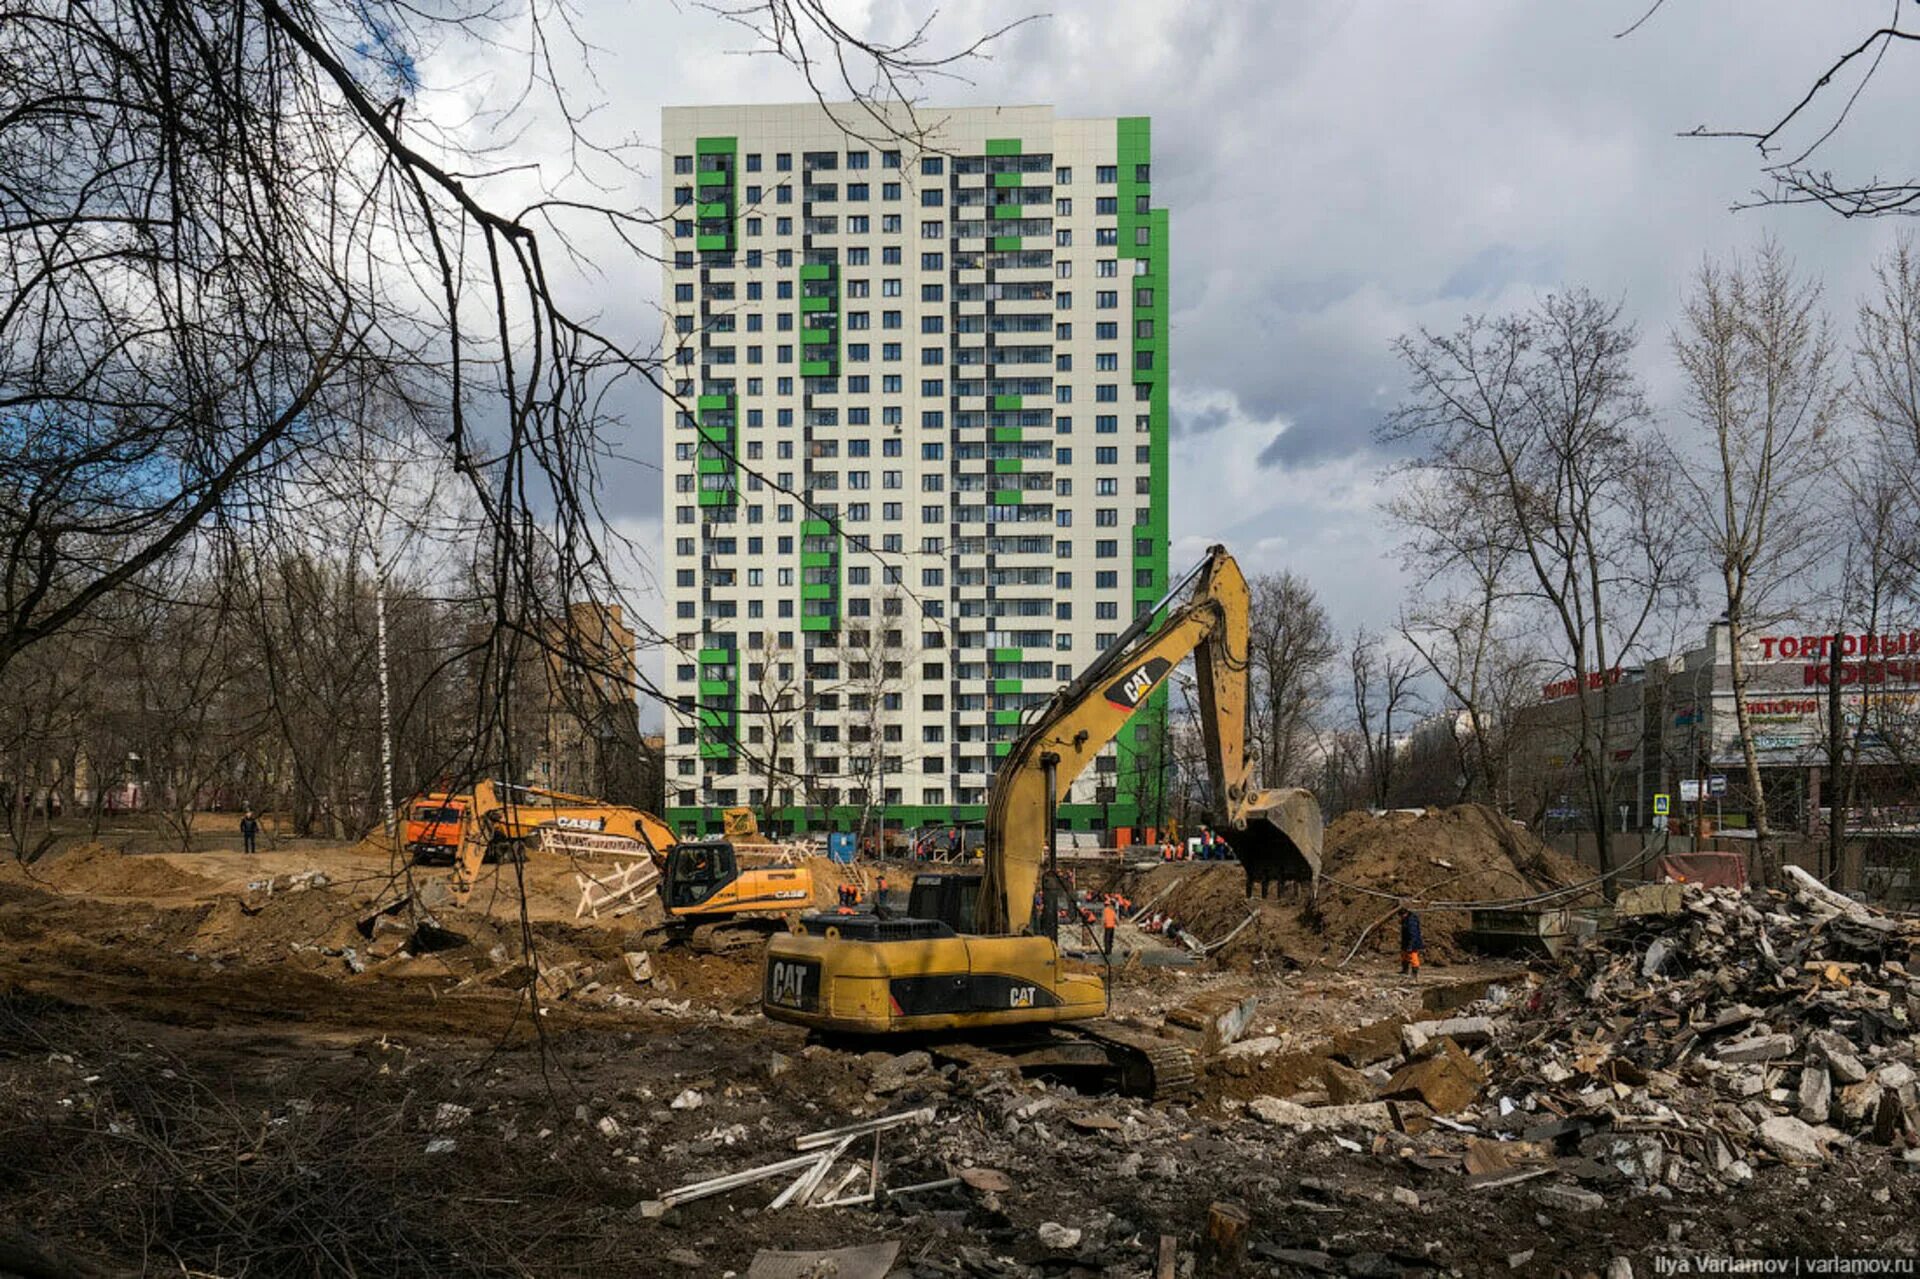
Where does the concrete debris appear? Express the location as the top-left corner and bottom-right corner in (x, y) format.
(1532, 1183), (1605, 1212)
(1246, 1096), (1394, 1131)
(1716, 1033), (1795, 1064)
(1799, 1063), (1833, 1124)
(1218, 1035), (1285, 1061)
(1758, 1115), (1826, 1164)
(868, 1050), (932, 1095)
(1036, 1222), (1082, 1250)
(1322, 1060), (1375, 1105)
(623, 951), (653, 984)
(669, 1089), (704, 1111)
(1400, 1016), (1493, 1058)
(1470, 872), (1920, 1184)
(1383, 1038), (1486, 1114)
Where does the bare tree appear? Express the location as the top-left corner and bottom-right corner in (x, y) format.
(0, 0), (1019, 839)
(740, 641), (806, 834)
(1348, 629), (1423, 810)
(838, 599), (909, 852)
(1672, 242), (1841, 883)
(1398, 595), (1542, 811)
(1855, 234), (1920, 563)
(1646, 4), (1920, 217)
(1245, 571), (1337, 789)
(1385, 291), (1684, 883)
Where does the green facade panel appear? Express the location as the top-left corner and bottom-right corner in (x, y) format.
(985, 138), (1023, 156)
(992, 236), (1022, 251)
(1109, 114), (1170, 835)
(694, 135), (737, 256)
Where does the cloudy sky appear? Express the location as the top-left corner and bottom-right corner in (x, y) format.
(423, 1), (1920, 670)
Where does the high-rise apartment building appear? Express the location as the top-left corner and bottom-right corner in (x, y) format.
(661, 103), (1168, 839)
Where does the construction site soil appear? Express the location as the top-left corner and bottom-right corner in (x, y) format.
(0, 824), (1912, 1277)
(1120, 805), (1600, 970)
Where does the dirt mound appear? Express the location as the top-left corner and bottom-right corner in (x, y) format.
(1308, 804), (1596, 961)
(1134, 805), (1595, 967)
(42, 845), (218, 898)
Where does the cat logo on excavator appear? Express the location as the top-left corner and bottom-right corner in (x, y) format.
(1103, 656), (1172, 713)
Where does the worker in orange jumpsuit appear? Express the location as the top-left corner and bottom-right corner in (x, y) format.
(1102, 899), (1118, 957)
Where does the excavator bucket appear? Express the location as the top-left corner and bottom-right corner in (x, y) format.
(1230, 787), (1323, 887)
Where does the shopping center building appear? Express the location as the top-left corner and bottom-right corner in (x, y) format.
(1511, 623), (1920, 841)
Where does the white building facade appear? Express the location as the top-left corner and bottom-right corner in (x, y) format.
(660, 103), (1170, 838)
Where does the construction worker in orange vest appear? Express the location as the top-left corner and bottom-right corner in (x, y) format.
(1101, 899), (1118, 956)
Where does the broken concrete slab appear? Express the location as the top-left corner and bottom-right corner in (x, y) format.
(1219, 1035), (1284, 1061)
(1716, 1033), (1795, 1064)
(1799, 1064), (1832, 1123)
(1322, 1060), (1375, 1106)
(1400, 1016), (1493, 1057)
(1533, 1183), (1606, 1212)
(1383, 1038), (1486, 1114)
(1246, 1096), (1394, 1131)
(1759, 1115), (1825, 1163)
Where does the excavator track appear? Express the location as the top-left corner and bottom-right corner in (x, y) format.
(1063, 1021), (1199, 1100)
(917, 1026), (1196, 1100)
(687, 922), (768, 956)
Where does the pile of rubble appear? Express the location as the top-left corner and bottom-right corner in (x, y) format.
(1226, 865), (1920, 1205)
(1478, 865), (1920, 1180)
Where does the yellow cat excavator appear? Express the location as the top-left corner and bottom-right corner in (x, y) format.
(760, 544), (1322, 1095)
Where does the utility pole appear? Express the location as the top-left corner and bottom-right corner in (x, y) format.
(1829, 630), (1844, 885)
(376, 554), (395, 835)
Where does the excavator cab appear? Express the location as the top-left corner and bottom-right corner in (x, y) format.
(665, 838), (737, 910)
(905, 872), (984, 934)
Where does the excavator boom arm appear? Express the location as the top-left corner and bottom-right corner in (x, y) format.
(978, 545), (1291, 935)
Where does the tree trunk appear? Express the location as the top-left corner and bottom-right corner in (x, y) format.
(1725, 618), (1774, 883)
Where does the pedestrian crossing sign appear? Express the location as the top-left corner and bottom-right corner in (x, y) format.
(1653, 794), (1670, 816)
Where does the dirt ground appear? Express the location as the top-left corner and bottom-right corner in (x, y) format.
(0, 828), (1914, 1276)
